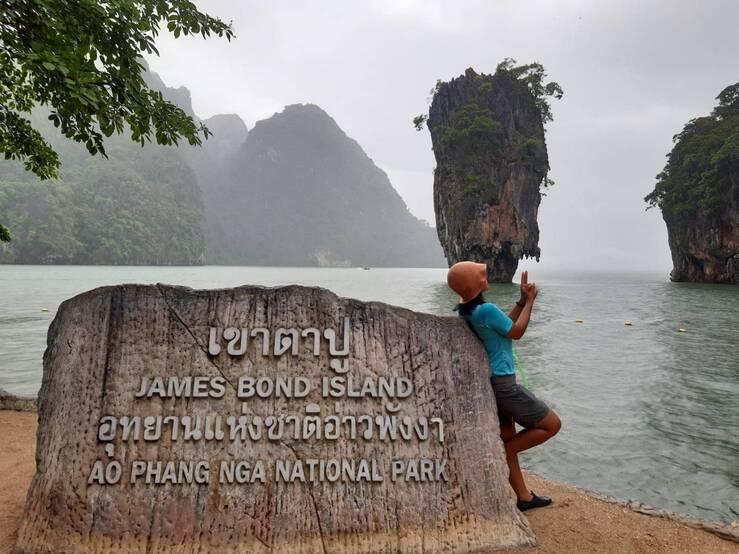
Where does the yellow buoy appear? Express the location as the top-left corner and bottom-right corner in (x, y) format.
(575, 319), (584, 323)
(677, 328), (687, 333)
(40, 307), (49, 312)
(624, 321), (633, 326)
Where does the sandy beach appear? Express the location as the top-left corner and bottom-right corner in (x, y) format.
(1, 409), (736, 554)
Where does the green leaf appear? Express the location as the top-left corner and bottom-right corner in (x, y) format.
(0, 224), (11, 243)
(0, 0), (234, 181)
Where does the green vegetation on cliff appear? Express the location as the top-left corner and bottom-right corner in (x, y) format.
(644, 83), (738, 283)
(416, 59), (561, 192)
(645, 83), (739, 221)
(0, 132), (205, 264)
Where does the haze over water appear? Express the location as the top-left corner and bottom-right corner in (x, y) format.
(1, 265), (737, 524)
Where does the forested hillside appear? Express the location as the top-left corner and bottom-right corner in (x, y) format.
(0, 109), (205, 264)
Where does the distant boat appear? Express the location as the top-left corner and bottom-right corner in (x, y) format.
(362, 267), (371, 270)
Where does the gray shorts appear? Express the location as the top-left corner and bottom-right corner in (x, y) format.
(490, 374), (550, 429)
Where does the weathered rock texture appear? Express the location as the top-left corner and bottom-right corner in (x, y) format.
(428, 68), (549, 282)
(15, 284), (534, 553)
(663, 211), (739, 283)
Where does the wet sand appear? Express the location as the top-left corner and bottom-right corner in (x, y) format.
(1, 410), (736, 553)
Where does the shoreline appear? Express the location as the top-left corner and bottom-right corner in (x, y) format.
(1, 409), (736, 553)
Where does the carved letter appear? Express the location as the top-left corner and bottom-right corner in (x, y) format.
(302, 403), (322, 439)
(204, 414), (225, 440)
(274, 328), (299, 356)
(324, 316), (350, 356)
(324, 415), (341, 440)
(301, 328), (321, 356)
(227, 415), (248, 441)
(265, 415), (285, 440)
(225, 327), (248, 356)
(143, 416), (162, 441)
(358, 414), (374, 440)
(430, 417), (444, 443)
(208, 327), (221, 355)
(250, 328), (271, 356)
(98, 416), (117, 441)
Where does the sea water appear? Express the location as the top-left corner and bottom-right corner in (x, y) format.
(0, 265), (737, 523)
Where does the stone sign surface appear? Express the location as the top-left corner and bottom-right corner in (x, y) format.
(15, 284), (535, 553)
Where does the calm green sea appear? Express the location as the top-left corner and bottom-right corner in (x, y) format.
(0, 265), (737, 524)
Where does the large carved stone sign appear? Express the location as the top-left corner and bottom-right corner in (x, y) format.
(15, 284), (535, 553)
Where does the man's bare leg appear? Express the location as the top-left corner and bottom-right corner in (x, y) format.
(500, 421), (531, 501)
(501, 410), (562, 501)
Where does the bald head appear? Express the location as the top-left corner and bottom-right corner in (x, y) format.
(447, 261), (489, 303)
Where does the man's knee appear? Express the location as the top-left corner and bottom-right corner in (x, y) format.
(539, 410), (561, 436)
(548, 411), (562, 435)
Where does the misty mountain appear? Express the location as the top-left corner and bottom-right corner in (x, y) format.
(1, 69), (444, 267)
(194, 103), (445, 267)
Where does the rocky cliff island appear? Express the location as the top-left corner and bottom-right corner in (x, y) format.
(645, 83), (739, 283)
(417, 60), (562, 282)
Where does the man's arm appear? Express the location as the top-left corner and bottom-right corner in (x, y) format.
(506, 284), (537, 340)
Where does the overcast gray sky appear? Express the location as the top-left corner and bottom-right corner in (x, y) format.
(147, 0), (739, 272)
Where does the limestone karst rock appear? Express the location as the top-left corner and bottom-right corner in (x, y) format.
(645, 82), (739, 283)
(661, 207), (739, 283)
(427, 67), (551, 282)
(15, 283), (535, 553)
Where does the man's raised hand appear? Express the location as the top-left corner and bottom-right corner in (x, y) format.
(520, 271), (529, 299)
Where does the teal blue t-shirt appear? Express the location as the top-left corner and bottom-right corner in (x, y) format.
(462, 302), (515, 376)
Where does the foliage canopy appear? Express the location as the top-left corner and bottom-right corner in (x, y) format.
(0, 0), (233, 242)
(645, 83), (739, 222)
(494, 58), (563, 124)
(0, 136), (206, 264)
(413, 58), (562, 131)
